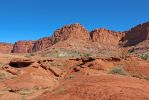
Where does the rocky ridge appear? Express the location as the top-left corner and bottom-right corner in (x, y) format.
(123, 21), (149, 46)
(0, 22), (149, 53)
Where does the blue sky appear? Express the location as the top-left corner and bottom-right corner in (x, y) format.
(0, 0), (148, 43)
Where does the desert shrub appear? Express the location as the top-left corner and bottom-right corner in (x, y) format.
(58, 52), (68, 58)
(139, 54), (149, 60)
(128, 50), (133, 54)
(43, 50), (93, 58)
(108, 66), (128, 76)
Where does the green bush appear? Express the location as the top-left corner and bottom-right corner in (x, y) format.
(128, 50), (133, 54)
(139, 54), (149, 60)
(108, 66), (128, 76)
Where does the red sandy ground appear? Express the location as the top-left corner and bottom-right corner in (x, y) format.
(0, 53), (149, 100)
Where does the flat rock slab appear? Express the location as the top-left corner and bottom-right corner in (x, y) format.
(48, 66), (63, 77)
(9, 58), (35, 68)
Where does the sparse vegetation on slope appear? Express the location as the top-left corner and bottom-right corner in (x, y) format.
(139, 53), (149, 60)
(108, 66), (128, 76)
(43, 50), (93, 58)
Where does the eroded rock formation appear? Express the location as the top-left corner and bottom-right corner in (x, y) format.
(124, 21), (149, 46)
(12, 41), (35, 53)
(0, 21), (149, 53)
(90, 28), (124, 46)
(50, 23), (90, 45)
(0, 43), (13, 53)
(32, 37), (52, 52)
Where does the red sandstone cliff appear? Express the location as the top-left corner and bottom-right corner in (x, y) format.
(50, 23), (90, 44)
(12, 41), (35, 53)
(32, 37), (52, 52)
(90, 28), (124, 46)
(11, 23), (90, 53)
(0, 22), (149, 53)
(124, 21), (149, 46)
(0, 43), (13, 53)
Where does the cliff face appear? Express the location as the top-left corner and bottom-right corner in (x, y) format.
(12, 41), (35, 53)
(32, 37), (52, 52)
(11, 37), (52, 53)
(11, 23), (90, 53)
(1, 22), (149, 53)
(90, 28), (124, 46)
(0, 43), (13, 53)
(50, 23), (90, 45)
(123, 22), (149, 46)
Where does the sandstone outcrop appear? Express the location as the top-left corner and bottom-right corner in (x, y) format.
(50, 23), (90, 45)
(32, 37), (52, 52)
(0, 43), (13, 53)
(90, 28), (124, 46)
(9, 58), (35, 68)
(11, 37), (52, 53)
(0, 22), (149, 53)
(123, 21), (149, 46)
(10, 24), (90, 53)
(12, 41), (35, 53)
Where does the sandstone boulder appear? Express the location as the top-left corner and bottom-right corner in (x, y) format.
(48, 66), (63, 77)
(6, 67), (18, 75)
(40, 62), (63, 77)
